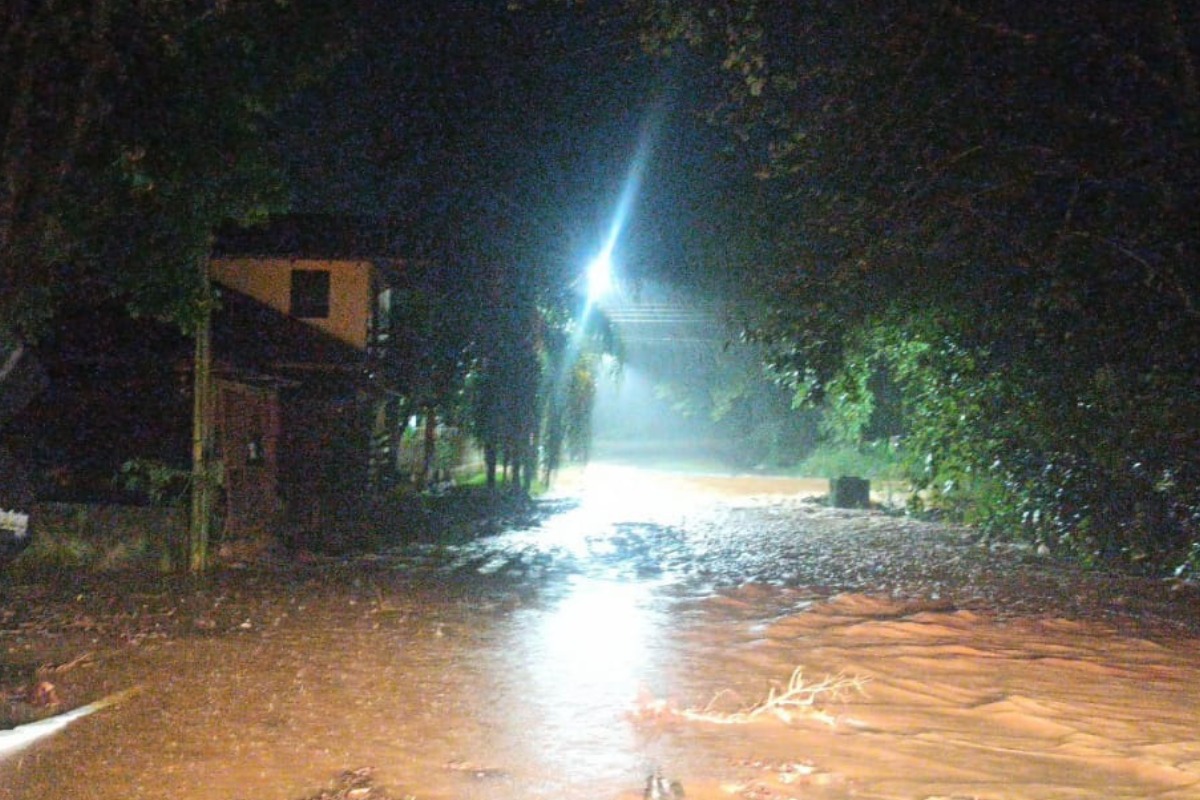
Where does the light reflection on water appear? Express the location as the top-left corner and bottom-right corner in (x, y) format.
(481, 576), (675, 794)
(0, 467), (727, 800)
(449, 463), (711, 587)
(529, 577), (657, 692)
(447, 467), (697, 794)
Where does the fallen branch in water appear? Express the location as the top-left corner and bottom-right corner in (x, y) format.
(633, 667), (868, 728)
(37, 651), (93, 676)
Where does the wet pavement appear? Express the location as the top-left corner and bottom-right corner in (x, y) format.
(2, 464), (1199, 800)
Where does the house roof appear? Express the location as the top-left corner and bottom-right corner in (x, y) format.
(214, 214), (422, 290)
(211, 286), (365, 380)
(34, 289), (366, 387)
(214, 214), (411, 261)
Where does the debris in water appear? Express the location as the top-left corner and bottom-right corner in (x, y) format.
(25, 680), (59, 708)
(635, 666), (868, 728)
(442, 759), (509, 779)
(297, 767), (407, 799)
(644, 768), (685, 799)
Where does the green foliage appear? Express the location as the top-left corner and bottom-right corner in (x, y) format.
(651, 336), (819, 469)
(1, 0), (349, 335)
(1176, 543), (1200, 583)
(820, 368), (874, 445)
(116, 458), (191, 506)
(12, 532), (92, 572)
(627, 0), (1200, 574)
(797, 441), (907, 482)
(7, 504), (174, 574)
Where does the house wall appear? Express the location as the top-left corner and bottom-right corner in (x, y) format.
(211, 257), (375, 349)
(277, 382), (371, 540)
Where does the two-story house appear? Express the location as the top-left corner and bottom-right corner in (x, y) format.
(3, 215), (412, 548)
(209, 215), (409, 540)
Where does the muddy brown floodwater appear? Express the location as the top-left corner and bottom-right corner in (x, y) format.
(2, 464), (1200, 800)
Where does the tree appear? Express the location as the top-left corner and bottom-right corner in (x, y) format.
(540, 300), (622, 481)
(616, 0), (1200, 572)
(1, 0), (348, 570)
(461, 258), (622, 495)
(3, 0), (347, 332)
(382, 259), (478, 489)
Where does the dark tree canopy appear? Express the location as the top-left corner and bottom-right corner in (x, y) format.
(611, 0), (1200, 572)
(1, 0), (349, 335)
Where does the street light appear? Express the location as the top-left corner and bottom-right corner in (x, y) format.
(581, 99), (663, 308)
(586, 246), (614, 304)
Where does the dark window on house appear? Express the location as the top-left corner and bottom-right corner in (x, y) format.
(290, 270), (331, 319)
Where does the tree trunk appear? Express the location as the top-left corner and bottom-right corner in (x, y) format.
(420, 407), (437, 489)
(485, 442), (498, 489)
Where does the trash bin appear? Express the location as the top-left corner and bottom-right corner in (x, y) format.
(830, 476), (871, 509)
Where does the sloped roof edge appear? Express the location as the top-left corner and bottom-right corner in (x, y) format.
(214, 214), (411, 261)
(211, 285), (365, 372)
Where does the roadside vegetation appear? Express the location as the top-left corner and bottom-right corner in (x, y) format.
(5, 474), (549, 575)
(607, 1), (1199, 579)
(794, 443), (907, 484)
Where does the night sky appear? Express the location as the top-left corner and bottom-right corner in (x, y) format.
(274, 1), (749, 293)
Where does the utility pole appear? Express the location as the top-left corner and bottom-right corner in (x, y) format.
(188, 259), (215, 573)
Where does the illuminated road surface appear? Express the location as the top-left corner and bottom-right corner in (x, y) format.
(2, 464), (1199, 800)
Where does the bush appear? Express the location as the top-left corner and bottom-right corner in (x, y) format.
(797, 440), (907, 481)
(5, 503), (178, 574)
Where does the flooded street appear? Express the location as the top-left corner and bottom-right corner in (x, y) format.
(3, 464), (1200, 799)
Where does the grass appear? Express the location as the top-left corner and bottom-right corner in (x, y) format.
(7, 522), (158, 575)
(795, 441), (908, 481)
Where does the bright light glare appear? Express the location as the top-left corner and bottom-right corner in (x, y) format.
(505, 573), (664, 773)
(582, 114), (658, 307)
(536, 577), (651, 684)
(587, 248), (614, 302)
